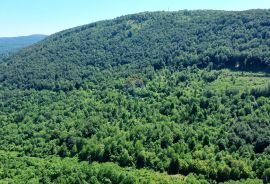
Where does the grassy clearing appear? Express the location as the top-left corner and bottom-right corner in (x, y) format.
(208, 69), (270, 93)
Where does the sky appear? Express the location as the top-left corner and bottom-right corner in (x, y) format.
(0, 0), (269, 37)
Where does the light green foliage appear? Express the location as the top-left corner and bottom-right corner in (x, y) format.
(0, 10), (270, 183)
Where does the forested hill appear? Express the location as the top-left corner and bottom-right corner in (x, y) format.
(1, 10), (270, 90)
(0, 10), (270, 183)
(0, 34), (47, 56)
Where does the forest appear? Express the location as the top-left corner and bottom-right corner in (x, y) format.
(0, 10), (270, 183)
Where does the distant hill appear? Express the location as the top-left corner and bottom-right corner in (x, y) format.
(0, 34), (47, 55)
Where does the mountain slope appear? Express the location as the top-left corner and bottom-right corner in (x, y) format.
(0, 10), (270, 183)
(0, 34), (47, 56)
(1, 10), (270, 90)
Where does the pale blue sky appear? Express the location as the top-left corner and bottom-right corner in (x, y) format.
(0, 0), (269, 37)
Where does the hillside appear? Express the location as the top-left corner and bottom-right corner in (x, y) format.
(0, 34), (46, 56)
(1, 10), (270, 90)
(0, 10), (269, 183)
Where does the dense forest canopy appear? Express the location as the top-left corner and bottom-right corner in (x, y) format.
(0, 10), (270, 183)
(1, 10), (270, 90)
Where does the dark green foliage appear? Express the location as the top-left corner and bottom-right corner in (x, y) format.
(168, 157), (181, 175)
(263, 168), (270, 184)
(251, 83), (270, 97)
(0, 10), (270, 183)
(1, 10), (270, 90)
